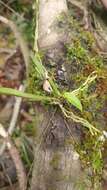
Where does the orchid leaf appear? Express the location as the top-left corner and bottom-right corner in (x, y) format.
(63, 92), (82, 111)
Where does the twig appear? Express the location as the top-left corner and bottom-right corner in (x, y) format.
(0, 0), (24, 24)
(20, 109), (33, 122)
(9, 85), (25, 134)
(2, 160), (14, 189)
(34, 0), (39, 52)
(0, 15), (29, 154)
(0, 124), (27, 190)
(0, 15), (29, 76)
(68, 0), (85, 11)
(8, 141), (27, 190)
(68, 0), (89, 29)
(0, 85), (25, 156)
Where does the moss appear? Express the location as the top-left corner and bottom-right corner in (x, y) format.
(67, 40), (87, 60)
(76, 133), (104, 189)
(28, 11), (107, 189)
(64, 138), (74, 146)
(64, 18), (105, 185)
(65, 13), (106, 127)
(23, 122), (37, 137)
(50, 152), (61, 169)
(66, 34), (103, 69)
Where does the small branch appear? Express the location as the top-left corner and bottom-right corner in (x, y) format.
(34, 0), (39, 52)
(0, 124), (27, 190)
(0, 85), (25, 155)
(68, 0), (89, 29)
(0, 15), (29, 77)
(8, 141), (27, 190)
(0, 17), (28, 155)
(0, 0), (24, 19)
(20, 109), (33, 122)
(9, 85), (25, 135)
(68, 0), (86, 11)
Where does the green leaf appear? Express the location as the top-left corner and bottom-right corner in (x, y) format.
(32, 54), (47, 79)
(63, 92), (82, 111)
(0, 87), (55, 102)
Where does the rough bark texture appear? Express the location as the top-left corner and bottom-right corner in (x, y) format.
(38, 0), (68, 49)
(30, 1), (84, 190)
(30, 105), (83, 190)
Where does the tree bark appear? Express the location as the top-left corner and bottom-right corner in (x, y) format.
(30, 1), (84, 190)
(30, 105), (82, 190)
(38, 0), (67, 49)
(101, 0), (107, 9)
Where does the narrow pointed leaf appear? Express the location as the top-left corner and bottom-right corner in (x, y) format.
(0, 87), (55, 102)
(63, 92), (82, 111)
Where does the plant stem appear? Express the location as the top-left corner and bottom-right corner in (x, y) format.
(0, 87), (56, 102)
(49, 78), (61, 97)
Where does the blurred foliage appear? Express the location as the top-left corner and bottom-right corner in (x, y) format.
(0, 0), (34, 42)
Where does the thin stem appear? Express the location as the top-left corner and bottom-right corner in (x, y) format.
(34, 0), (39, 52)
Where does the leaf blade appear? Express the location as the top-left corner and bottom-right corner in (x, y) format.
(63, 92), (82, 111)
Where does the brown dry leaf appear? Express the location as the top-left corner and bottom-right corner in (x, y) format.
(43, 79), (52, 93)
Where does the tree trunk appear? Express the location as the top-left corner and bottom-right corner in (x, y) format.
(30, 105), (83, 190)
(38, 0), (67, 49)
(30, 1), (84, 190)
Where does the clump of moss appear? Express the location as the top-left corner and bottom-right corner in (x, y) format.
(64, 14), (106, 189)
(79, 133), (104, 189)
(64, 14), (106, 124)
(66, 34), (103, 69)
(67, 40), (87, 61)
